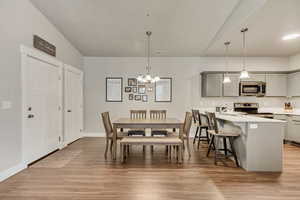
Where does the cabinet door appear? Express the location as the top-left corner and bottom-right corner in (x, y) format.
(203, 74), (223, 97)
(223, 73), (239, 97)
(288, 116), (300, 143)
(247, 73), (266, 82)
(274, 115), (288, 140)
(266, 74), (287, 97)
(288, 72), (300, 97)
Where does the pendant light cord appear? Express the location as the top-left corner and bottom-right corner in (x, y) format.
(241, 28), (248, 70)
(225, 41), (230, 75)
(146, 31), (151, 74)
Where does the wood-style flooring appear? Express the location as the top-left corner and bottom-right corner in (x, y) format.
(1, 137), (300, 200)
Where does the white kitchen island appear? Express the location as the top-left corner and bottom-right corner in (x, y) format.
(215, 113), (286, 172)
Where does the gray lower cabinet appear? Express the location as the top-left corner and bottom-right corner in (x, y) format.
(266, 74), (287, 97)
(288, 72), (300, 97)
(275, 115), (300, 143)
(201, 73), (223, 97)
(288, 116), (300, 143)
(223, 73), (239, 97)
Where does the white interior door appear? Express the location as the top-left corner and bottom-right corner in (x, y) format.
(21, 46), (62, 165)
(64, 65), (83, 145)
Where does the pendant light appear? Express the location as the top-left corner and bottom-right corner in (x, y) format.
(137, 31), (160, 83)
(223, 41), (231, 83)
(240, 28), (250, 79)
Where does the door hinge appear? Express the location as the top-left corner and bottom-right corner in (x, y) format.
(59, 136), (61, 142)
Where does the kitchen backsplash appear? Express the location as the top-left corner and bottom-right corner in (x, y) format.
(198, 96), (286, 110)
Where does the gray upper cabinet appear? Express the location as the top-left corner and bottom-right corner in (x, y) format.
(223, 73), (239, 97)
(266, 74), (287, 97)
(201, 73), (223, 97)
(288, 72), (300, 97)
(247, 73), (266, 82)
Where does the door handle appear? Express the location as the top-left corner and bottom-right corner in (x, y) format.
(28, 114), (34, 118)
(67, 110), (72, 113)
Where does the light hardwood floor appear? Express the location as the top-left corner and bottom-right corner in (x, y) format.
(1, 137), (300, 200)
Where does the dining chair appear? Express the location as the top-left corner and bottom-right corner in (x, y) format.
(150, 110), (168, 136)
(191, 110), (209, 148)
(168, 112), (193, 158)
(206, 112), (240, 167)
(128, 110), (147, 136)
(101, 112), (127, 159)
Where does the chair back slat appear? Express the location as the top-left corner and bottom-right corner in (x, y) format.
(206, 112), (219, 133)
(130, 110), (147, 119)
(199, 113), (209, 126)
(181, 112), (193, 138)
(101, 112), (113, 138)
(150, 110), (167, 119)
(191, 109), (200, 124)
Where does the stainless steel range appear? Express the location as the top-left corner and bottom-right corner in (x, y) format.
(234, 103), (274, 119)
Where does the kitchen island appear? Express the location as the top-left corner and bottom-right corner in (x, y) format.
(215, 113), (285, 172)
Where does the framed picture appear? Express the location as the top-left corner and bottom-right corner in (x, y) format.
(125, 87), (131, 93)
(142, 95), (148, 102)
(129, 94), (134, 100)
(132, 87), (137, 93)
(128, 78), (137, 86)
(134, 95), (141, 101)
(155, 77), (172, 102)
(138, 85), (146, 94)
(106, 77), (123, 102)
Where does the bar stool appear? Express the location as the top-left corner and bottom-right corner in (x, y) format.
(206, 112), (240, 167)
(191, 110), (209, 149)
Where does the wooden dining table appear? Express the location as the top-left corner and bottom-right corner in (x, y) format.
(112, 118), (183, 160)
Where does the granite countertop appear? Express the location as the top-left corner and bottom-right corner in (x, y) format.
(216, 113), (286, 123)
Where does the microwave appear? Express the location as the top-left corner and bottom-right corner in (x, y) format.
(239, 81), (266, 97)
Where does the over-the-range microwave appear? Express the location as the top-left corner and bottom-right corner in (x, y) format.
(239, 81), (266, 97)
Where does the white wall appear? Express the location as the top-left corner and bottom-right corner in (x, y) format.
(289, 53), (300, 71)
(0, 0), (83, 175)
(83, 56), (289, 134)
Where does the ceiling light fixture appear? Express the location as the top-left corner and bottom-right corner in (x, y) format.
(240, 28), (250, 79)
(223, 41), (231, 84)
(137, 31), (160, 83)
(282, 33), (300, 41)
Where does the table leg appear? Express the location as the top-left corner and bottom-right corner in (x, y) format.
(113, 124), (118, 160)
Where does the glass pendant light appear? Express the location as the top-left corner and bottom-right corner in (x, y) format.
(223, 41), (231, 84)
(240, 28), (250, 79)
(137, 31), (160, 83)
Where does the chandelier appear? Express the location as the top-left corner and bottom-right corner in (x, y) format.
(137, 31), (160, 83)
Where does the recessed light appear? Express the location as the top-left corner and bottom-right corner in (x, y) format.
(282, 33), (300, 40)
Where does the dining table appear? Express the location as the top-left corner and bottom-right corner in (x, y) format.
(112, 118), (183, 160)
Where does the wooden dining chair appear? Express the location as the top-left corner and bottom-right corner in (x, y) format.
(101, 112), (127, 159)
(206, 112), (240, 167)
(191, 110), (209, 148)
(128, 110), (147, 136)
(168, 112), (193, 158)
(150, 110), (168, 136)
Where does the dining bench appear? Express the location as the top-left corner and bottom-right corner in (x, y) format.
(120, 137), (183, 163)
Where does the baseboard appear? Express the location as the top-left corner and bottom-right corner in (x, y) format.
(0, 163), (27, 182)
(82, 132), (105, 137)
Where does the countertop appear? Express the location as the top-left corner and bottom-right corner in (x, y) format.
(258, 108), (300, 116)
(216, 113), (286, 123)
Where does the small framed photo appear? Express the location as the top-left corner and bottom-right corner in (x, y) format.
(135, 95), (141, 101)
(132, 87), (137, 93)
(128, 78), (137, 86)
(138, 85), (146, 94)
(142, 95), (148, 102)
(125, 87), (131, 93)
(129, 94), (134, 100)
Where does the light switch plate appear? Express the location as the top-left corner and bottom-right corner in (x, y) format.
(250, 124), (258, 129)
(1, 101), (12, 109)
